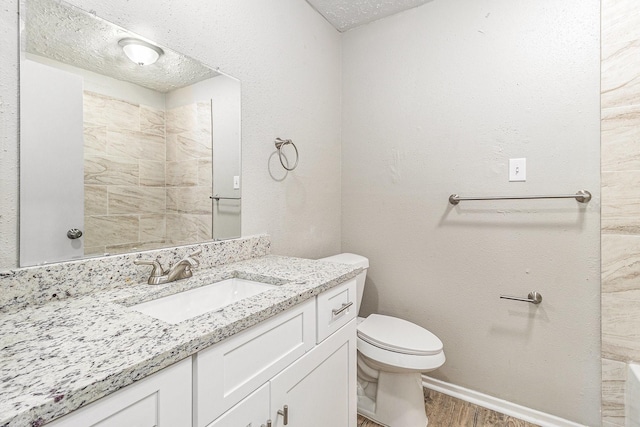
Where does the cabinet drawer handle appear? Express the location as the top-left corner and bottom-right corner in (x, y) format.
(332, 302), (353, 317)
(278, 405), (289, 425)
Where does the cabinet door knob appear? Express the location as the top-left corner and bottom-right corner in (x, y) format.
(278, 405), (289, 425)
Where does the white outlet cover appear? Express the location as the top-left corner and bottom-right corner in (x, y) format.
(509, 158), (526, 182)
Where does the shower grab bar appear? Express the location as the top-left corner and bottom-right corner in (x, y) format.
(500, 291), (542, 305)
(448, 190), (591, 205)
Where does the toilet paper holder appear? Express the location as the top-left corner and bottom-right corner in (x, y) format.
(500, 291), (542, 305)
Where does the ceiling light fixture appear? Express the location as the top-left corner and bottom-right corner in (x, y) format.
(118, 38), (164, 66)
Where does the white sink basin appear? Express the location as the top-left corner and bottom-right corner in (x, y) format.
(130, 278), (277, 324)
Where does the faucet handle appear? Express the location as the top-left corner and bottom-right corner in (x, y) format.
(186, 249), (201, 267)
(134, 259), (165, 277)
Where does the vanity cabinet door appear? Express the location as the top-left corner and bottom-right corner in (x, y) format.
(269, 319), (357, 427)
(195, 299), (316, 427)
(206, 383), (269, 427)
(47, 358), (191, 427)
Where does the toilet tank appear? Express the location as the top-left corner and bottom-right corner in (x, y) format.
(317, 253), (369, 314)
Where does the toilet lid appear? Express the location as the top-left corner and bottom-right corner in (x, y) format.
(357, 314), (443, 356)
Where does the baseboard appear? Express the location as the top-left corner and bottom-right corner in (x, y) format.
(422, 376), (588, 427)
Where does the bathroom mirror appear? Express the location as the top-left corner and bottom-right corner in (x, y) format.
(19, 0), (241, 267)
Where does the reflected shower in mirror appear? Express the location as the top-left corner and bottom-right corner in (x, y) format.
(19, 0), (241, 267)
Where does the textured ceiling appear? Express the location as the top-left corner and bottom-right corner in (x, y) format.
(23, 0), (218, 93)
(305, 0), (431, 32)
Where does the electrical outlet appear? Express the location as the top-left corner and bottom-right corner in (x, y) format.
(509, 158), (526, 182)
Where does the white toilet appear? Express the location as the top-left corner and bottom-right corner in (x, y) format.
(319, 253), (445, 427)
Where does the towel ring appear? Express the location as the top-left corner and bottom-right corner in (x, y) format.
(275, 138), (299, 171)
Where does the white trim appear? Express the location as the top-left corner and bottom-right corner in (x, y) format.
(422, 376), (588, 427)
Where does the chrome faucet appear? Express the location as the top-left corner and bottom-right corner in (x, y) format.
(134, 249), (201, 285)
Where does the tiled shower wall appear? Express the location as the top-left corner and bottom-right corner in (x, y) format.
(82, 92), (214, 255)
(601, 0), (640, 425)
(83, 91), (168, 255)
(165, 102), (213, 246)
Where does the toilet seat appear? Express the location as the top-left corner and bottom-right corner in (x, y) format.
(356, 314), (445, 373)
(357, 314), (443, 356)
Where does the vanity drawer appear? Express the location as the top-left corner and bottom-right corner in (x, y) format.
(316, 279), (357, 343)
(194, 298), (316, 427)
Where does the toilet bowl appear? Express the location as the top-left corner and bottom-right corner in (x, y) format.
(318, 253), (445, 427)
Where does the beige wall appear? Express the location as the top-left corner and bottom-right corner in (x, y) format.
(601, 0), (640, 425)
(0, 0), (342, 269)
(341, 1), (601, 425)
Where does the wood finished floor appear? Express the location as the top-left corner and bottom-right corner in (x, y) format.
(357, 389), (541, 427)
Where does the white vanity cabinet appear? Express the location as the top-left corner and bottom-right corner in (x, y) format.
(269, 319), (356, 427)
(195, 298), (317, 426)
(200, 278), (358, 427)
(205, 316), (356, 427)
(45, 278), (357, 427)
(47, 357), (192, 427)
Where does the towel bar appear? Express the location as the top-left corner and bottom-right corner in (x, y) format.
(449, 190), (591, 205)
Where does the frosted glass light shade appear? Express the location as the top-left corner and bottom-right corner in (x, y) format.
(118, 38), (163, 66)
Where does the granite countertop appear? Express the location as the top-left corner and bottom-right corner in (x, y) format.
(0, 255), (359, 427)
